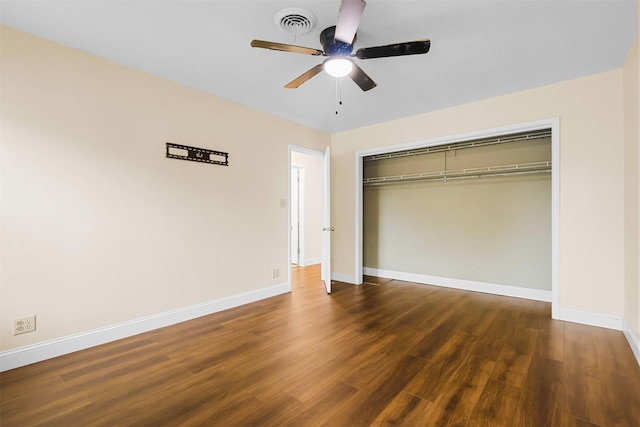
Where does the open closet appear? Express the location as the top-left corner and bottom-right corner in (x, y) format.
(362, 129), (552, 296)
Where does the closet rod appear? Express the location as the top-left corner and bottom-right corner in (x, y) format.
(363, 129), (551, 162)
(363, 161), (551, 186)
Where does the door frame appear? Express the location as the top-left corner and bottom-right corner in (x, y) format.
(288, 145), (327, 288)
(354, 118), (560, 319)
(290, 165), (304, 266)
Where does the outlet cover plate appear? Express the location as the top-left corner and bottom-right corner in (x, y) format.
(14, 316), (36, 335)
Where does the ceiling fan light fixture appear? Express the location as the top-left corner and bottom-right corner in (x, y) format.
(323, 57), (353, 78)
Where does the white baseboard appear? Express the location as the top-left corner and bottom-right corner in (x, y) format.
(301, 257), (320, 267)
(363, 267), (552, 302)
(0, 282), (291, 372)
(622, 317), (640, 366)
(558, 307), (623, 331)
(331, 272), (357, 284)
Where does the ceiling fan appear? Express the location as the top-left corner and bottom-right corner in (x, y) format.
(250, 0), (431, 91)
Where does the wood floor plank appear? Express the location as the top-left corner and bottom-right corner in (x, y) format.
(25, 336), (159, 379)
(406, 332), (477, 401)
(369, 391), (434, 426)
(563, 371), (610, 426)
(564, 339), (599, 378)
(470, 306), (520, 361)
(324, 354), (428, 426)
(1, 386), (93, 426)
(1, 265), (638, 426)
(491, 324), (538, 387)
(425, 355), (495, 426)
(284, 357), (352, 403)
(212, 390), (303, 427)
(292, 332), (396, 399)
(513, 354), (568, 426)
(465, 379), (521, 427)
(280, 381), (360, 427)
(598, 372), (640, 427)
(84, 360), (196, 403)
(243, 350), (334, 402)
(345, 350), (408, 391)
(545, 412), (603, 427)
(591, 327), (640, 380)
(408, 312), (468, 361)
(169, 391), (263, 427)
(536, 317), (565, 362)
(511, 298), (550, 331)
(0, 368), (67, 403)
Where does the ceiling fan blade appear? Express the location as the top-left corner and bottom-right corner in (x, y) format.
(334, 0), (366, 44)
(285, 64), (324, 89)
(251, 40), (324, 56)
(355, 39), (431, 59)
(349, 63), (376, 91)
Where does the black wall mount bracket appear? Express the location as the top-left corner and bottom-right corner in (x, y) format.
(166, 142), (229, 166)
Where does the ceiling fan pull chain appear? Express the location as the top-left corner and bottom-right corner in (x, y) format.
(335, 78), (344, 115)
(335, 78), (339, 114)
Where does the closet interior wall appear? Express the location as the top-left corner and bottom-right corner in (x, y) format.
(363, 135), (552, 292)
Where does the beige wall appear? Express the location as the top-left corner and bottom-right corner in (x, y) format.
(0, 26), (329, 351)
(363, 139), (551, 290)
(291, 151), (322, 264)
(332, 69), (625, 317)
(623, 6), (640, 341)
(2, 19), (637, 355)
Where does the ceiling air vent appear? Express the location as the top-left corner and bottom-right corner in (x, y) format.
(274, 8), (317, 36)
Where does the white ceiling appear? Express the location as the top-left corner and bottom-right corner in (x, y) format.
(1, 0), (637, 133)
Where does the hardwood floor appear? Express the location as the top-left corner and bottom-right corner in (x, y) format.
(2, 265), (639, 426)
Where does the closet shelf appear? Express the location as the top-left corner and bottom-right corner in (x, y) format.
(363, 161), (551, 186)
(363, 129), (552, 162)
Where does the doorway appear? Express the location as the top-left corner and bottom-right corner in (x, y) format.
(288, 146), (327, 291)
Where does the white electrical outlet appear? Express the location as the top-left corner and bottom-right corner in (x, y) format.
(14, 316), (36, 335)
(272, 268), (280, 279)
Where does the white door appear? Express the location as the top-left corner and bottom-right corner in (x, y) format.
(321, 146), (332, 293)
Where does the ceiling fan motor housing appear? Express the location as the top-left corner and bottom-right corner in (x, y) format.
(320, 26), (355, 56)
